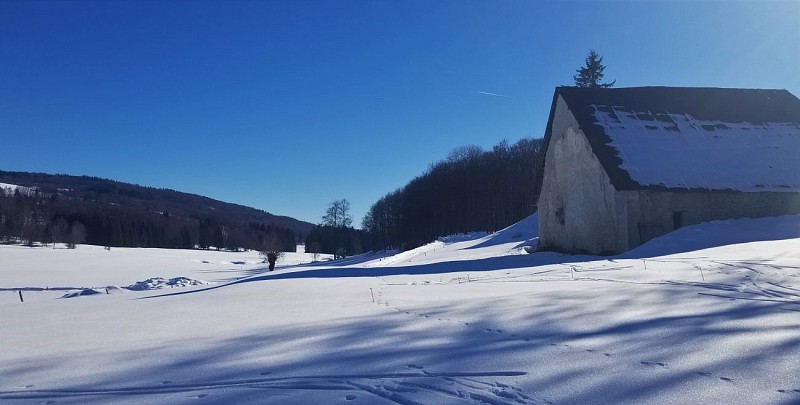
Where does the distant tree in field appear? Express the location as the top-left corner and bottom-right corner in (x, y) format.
(324, 199), (352, 259)
(67, 221), (87, 249)
(573, 50), (615, 88)
(211, 225), (227, 251)
(322, 199), (352, 228)
(50, 217), (69, 248)
(305, 199), (364, 259)
(179, 225), (194, 249)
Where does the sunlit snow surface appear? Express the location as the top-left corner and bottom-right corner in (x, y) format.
(591, 105), (800, 191)
(0, 182), (38, 196)
(2, 213), (800, 404)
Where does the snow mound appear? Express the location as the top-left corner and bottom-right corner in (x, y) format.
(438, 232), (488, 244)
(126, 277), (211, 291)
(60, 286), (125, 298)
(61, 289), (103, 298)
(465, 213), (539, 251)
(621, 214), (800, 258)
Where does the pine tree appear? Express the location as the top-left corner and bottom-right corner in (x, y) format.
(573, 50), (615, 88)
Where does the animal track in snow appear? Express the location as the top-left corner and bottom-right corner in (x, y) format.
(640, 361), (668, 369)
(696, 371), (736, 385)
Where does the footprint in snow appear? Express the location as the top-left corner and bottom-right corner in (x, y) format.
(407, 364), (424, 369)
(260, 371), (272, 376)
(190, 394), (208, 399)
(697, 372), (713, 378)
(719, 377), (734, 383)
(777, 389), (800, 394)
(345, 394), (357, 400)
(640, 361), (668, 368)
(161, 381), (172, 385)
(17, 385), (34, 389)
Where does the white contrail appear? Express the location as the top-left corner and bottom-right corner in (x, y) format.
(479, 91), (509, 98)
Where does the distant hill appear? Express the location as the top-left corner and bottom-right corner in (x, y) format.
(0, 170), (315, 251)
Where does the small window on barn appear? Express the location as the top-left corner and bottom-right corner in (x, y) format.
(673, 211), (684, 230)
(555, 207), (565, 225)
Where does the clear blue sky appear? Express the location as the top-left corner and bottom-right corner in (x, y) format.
(2, 0), (798, 225)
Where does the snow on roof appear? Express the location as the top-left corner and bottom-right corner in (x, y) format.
(555, 87), (800, 192)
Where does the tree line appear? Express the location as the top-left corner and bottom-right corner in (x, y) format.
(0, 189), (297, 252)
(362, 137), (545, 251)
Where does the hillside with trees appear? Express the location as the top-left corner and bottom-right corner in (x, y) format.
(0, 171), (313, 251)
(362, 137), (545, 250)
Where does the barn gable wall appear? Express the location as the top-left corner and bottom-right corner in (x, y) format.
(538, 96), (626, 254)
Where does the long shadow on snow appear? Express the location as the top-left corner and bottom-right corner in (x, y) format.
(4, 284), (799, 404)
(144, 251), (594, 299)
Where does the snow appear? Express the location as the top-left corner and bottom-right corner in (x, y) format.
(126, 277), (210, 291)
(591, 105), (800, 191)
(1, 213), (799, 404)
(0, 182), (38, 196)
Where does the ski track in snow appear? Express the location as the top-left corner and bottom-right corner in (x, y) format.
(0, 369), (541, 404)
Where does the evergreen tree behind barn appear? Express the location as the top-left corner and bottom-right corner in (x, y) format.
(535, 86), (800, 255)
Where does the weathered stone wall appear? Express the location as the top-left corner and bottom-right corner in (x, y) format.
(622, 190), (800, 248)
(538, 96), (626, 254)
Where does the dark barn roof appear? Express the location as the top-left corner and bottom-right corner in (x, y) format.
(537, 86), (800, 194)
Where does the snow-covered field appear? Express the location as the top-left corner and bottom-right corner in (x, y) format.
(1, 214), (799, 404)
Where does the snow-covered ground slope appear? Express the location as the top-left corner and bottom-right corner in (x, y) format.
(0, 182), (38, 196)
(1, 214), (799, 404)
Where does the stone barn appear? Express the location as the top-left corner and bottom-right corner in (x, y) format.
(535, 86), (800, 255)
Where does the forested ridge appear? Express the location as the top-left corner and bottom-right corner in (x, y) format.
(0, 171), (313, 251)
(362, 137), (545, 250)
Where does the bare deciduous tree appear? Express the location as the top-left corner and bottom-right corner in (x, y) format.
(322, 199), (352, 228)
(67, 222), (86, 249)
